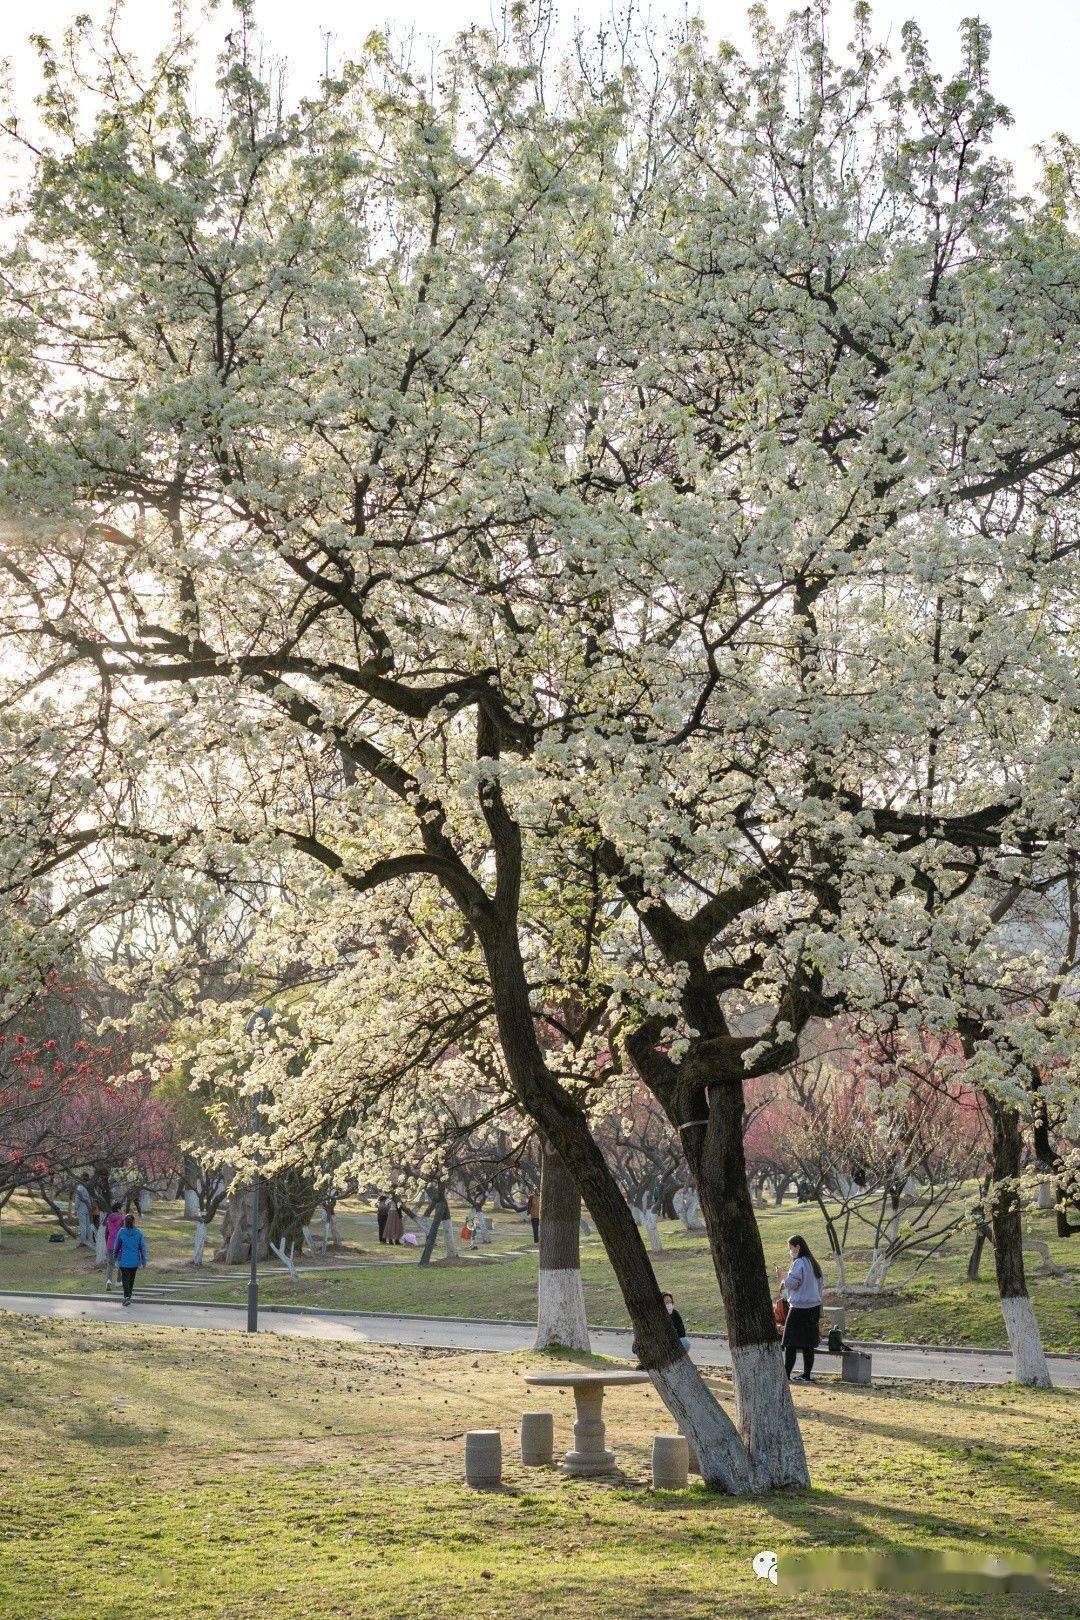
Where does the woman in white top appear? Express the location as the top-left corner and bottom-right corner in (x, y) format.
(778, 1234), (824, 1382)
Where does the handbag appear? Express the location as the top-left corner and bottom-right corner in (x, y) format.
(773, 1296), (789, 1329)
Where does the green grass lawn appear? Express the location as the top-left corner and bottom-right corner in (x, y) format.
(2, 1189), (1077, 1351)
(0, 1312), (1075, 1620)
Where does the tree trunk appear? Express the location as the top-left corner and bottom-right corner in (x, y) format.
(535, 1144), (590, 1352)
(987, 1097), (1052, 1388)
(633, 1201), (664, 1253)
(966, 1224), (987, 1282)
(483, 926), (757, 1493)
(677, 1080), (809, 1490)
(864, 1248), (894, 1290)
(217, 1185), (270, 1264)
(192, 1219), (208, 1266)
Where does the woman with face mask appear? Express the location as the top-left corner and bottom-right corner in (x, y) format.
(778, 1234), (823, 1381)
(662, 1292), (691, 1351)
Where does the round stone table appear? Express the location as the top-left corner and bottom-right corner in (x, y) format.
(523, 1369), (651, 1476)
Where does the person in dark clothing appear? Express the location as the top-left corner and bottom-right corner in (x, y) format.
(112, 1212), (148, 1305)
(778, 1234), (823, 1381)
(376, 1193), (391, 1244)
(526, 1190), (540, 1244)
(662, 1292), (691, 1350)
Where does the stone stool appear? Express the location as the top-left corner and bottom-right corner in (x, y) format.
(465, 1429), (502, 1488)
(652, 1434), (689, 1490)
(520, 1411), (554, 1466)
(841, 1348), (872, 1386)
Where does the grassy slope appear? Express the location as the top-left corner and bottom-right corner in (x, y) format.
(0, 1313), (1076, 1620)
(2, 1190), (1077, 1351)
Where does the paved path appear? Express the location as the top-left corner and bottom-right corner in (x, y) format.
(2, 1291), (1077, 1386)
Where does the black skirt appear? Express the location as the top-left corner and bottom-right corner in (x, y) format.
(782, 1305), (821, 1350)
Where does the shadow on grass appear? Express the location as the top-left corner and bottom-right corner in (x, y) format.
(804, 1403), (1079, 1519)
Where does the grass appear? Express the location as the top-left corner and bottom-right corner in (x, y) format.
(2, 1189), (1077, 1352)
(0, 1311), (1076, 1620)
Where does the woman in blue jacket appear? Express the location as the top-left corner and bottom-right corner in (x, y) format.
(112, 1213), (148, 1305)
(778, 1234), (824, 1382)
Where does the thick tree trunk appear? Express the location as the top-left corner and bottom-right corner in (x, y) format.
(678, 1079), (809, 1490)
(217, 1185), (271, 1264)
(987, 1097), (1052, 1388)
(483, 927), (757, 1493)
(535, 1144), (590, 1352)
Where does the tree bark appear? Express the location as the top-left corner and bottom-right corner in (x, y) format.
(482, 924), (757, 1493)
(535, 1143), (590, 1352)
(987, 1096), (1052, 1387)
(677, 1079), (809, 1488)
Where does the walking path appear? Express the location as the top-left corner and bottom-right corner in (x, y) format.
(2, 1291), (1077, 1386)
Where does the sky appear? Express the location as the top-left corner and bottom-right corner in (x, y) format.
(0, 0), (1077, 189)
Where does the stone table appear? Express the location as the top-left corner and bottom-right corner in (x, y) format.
(523, 1369), (651, 1475)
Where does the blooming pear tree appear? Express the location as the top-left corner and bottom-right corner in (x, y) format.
(2, 4), (1080, 1486)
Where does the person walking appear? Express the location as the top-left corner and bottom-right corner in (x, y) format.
(112, 1212), (148, 1306)
(526, 1189), (540, 1245)
(778, 1234), (823, 1382)
(103, 1202), (125, 1291)
(662, 1292), (691, 1351)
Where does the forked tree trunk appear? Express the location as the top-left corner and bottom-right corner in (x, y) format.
(483, 927), (760, 1493)
(535, 1144), (590, 1352)
(987, 1097), (1052, 1388)
(677, 1079), (809, 1490)
(864, 1248), (894, 1290)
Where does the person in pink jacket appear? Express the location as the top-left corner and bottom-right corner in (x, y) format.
(103, 1203), (125, 1291)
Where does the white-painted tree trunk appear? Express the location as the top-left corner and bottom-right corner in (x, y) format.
(441, 1220), (457, 1258)
(832, 1248), (847, 1290)
(191, 1220), (208, 1266)
(674, 1188), (703, 1231)
(864, 1248), (894, 1290)
(633, 1205), (664, 1254)
(183, 1189), (200, 1220)
(534, 1145), (590, 1352)
(138, 1190), (152, 1213)
(269, 1239), (299, 1283)
(648, 1355), (756, 1494)
(1000, 1295), (1052, 1387)
(94, 1221), (107, 1267)
(730, 1341), (811, 1489)
(534, 1268), (591, 1352)
(1035, 1178), (1055, 1210)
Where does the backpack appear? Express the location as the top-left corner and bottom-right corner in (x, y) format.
(827, 1326), (844, 1355)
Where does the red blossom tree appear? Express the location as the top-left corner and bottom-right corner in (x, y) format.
(0, 980), (178, 1237)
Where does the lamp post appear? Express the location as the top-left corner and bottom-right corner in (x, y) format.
(244, 1008), (274, 1334)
